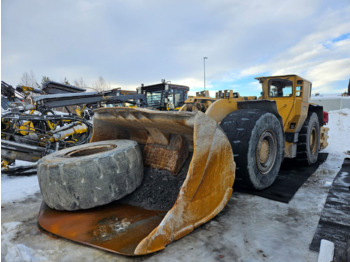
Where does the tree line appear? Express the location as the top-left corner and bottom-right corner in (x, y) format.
(19, 71), (110, 92)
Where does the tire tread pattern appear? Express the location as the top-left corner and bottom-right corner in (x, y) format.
(220, 109), (284, 190)
(296, 112), (320, 165)
(37, 140), (143, 211)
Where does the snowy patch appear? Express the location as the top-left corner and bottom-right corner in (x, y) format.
(2, 222), (49, 262)
(324, 181), (332, 187)
(5, 244), (46, 262)
(1, 175), (40, 205)
(2, 222), (22, 240)
(323, 108), (350, 158)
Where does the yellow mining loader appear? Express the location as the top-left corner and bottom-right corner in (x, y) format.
(37, 75), (328, 255)
(180, 90), (217, 112)
(137, 80), (189, 110)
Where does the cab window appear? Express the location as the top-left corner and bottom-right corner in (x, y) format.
(268, 79), (293, 97)
(146, 91), (162, 107)
(296, 80), (303, 97)
(169, 88), (186, 108)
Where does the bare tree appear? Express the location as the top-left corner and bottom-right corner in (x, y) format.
(20, 70), (39, 88)
(92, 76), (110, 92)
(73, 77), (87, 88)
(41, 76), (51, 86)
(63, 77), (70, 86)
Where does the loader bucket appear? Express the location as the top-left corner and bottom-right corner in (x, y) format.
(38, 108), (235, 255)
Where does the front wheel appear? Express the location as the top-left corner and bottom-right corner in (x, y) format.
(220, 109), (284, 190)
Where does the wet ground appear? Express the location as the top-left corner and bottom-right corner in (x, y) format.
(1, 152), (345, 262)
(310, 157), (350, 258)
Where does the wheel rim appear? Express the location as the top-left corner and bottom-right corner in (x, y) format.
(256, 130), (277, 174)
(64, 144), (116, 157)
(310, 126), (317, 154)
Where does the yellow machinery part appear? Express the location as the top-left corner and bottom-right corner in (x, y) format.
(45, 116), (58, 131)
(1, 160), (12, 171)
(19, 121), (35, 136)
(38, 107), (235, 255)
(75, 105), (86, 118)
(48, 123), (88, 143)
(202, 96), (256, 123)
(17, 110), (39, 135)
(320, 126), (329, 150)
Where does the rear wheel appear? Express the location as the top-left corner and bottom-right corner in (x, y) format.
(220, 109), (284, 190)
(297, 112), (320, 165)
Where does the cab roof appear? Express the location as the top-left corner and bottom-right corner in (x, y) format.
(255, 75), (311, 83)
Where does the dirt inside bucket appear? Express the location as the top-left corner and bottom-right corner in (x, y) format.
(119, 153), (192, 211)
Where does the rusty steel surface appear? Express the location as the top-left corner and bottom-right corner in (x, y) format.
(90, 108), (196, 150)
(38, 202), (166, 255)
(38, 107), (235, 255)
(143, 134), (189, 174)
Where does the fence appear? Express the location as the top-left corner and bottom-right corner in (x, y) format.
(310, 96), (350, 111)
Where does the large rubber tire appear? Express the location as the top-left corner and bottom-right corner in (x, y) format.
(37, 140), (143, 211)
(220, 109), (284, 190)
(296, 112), (320, 165)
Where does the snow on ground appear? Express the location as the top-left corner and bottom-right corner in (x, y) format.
(1, 108), (350, 262)
(1, 175), (39, 205)
(324, 108), (350, 157)
(1, 160), (39, 205)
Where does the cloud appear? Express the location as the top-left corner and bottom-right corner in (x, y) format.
(233, 5), (350, 93)
(306, 58), (350, 93)
(2, 0), (350, 95)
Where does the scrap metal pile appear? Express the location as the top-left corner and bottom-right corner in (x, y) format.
(1, 81), (147, 174)
(1, 81), (92, 174)
(1, 80), (192, 174)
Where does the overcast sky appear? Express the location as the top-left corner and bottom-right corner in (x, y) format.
(2, 0), (350, 95)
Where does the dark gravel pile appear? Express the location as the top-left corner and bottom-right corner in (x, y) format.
(120, 154), (192, 211)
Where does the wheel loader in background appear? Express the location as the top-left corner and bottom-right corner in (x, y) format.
(37, 74), (328, 255)
(181, 90), (217, 112)
(137, 80), (189, 110)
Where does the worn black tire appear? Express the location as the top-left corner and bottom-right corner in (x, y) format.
(220, 109), (284, 190)
(297, 112), (320, 165)
(37, 140), (143, 211)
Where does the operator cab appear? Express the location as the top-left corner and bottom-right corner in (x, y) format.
(255, 75), (312, 101)
(255, 74), (314, 133)
(138, 81), (189, 110)
(268, 79), (293, 97)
